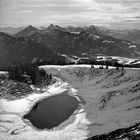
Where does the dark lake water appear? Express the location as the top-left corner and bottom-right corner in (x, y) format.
(23, 92), (79, 129)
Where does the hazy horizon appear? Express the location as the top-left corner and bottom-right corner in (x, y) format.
(0, 0), (140, 29)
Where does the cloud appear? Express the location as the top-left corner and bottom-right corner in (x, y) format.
(0, 0), (140, 29)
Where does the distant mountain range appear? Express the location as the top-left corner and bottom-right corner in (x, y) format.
(0, 27), (24, 35)
(14, 24), (140, 57)
(1, 25), (140, 44)
(0, 24), (140, 65)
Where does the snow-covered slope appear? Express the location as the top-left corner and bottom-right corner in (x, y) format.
(41, 65), (140, 138)
(1, 65), (140, 139)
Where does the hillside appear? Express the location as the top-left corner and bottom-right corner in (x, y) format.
(101, 28), (140, 44)
(119, 30), (140, 44)
(0, 32), (65, 65)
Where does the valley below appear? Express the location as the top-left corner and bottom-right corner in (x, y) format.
(0, 65), (140, 139)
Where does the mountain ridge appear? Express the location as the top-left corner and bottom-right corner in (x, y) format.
(13, 24), (140, 58)
(14, 25), (41, 38)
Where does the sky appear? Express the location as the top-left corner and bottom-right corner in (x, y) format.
(0, 0), (140, 29)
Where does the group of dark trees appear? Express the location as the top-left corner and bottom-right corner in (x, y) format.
(90, 61), (125, 70)
(78, 58), (123, 67)
(8, 62), (52, 85)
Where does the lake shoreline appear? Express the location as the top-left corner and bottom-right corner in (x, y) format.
(22, 79), (86, 131)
